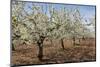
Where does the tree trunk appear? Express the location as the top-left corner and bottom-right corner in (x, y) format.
(82, 36), (85, 40)
(79, 38), (81, 44)
(37, 36), (45, 61)
(37, 42), (43, 61)
(12, 44), (15, 51)
(50, 39), (53, 45)
(61, 38), (65, 50)
(73, 37), (75, 45)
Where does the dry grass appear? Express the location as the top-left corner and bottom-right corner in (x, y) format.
(11, 38), (96, 66)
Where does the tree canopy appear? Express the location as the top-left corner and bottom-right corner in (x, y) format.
(12, 1), (95, 45)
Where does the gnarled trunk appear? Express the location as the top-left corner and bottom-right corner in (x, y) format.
(12, 44), (15, 51)
(37, 42), (43, 61)
(82, 36), (85, 40)
(79, 38), (81, 44)
(50, 39), (53, 45)
(61, 38), (65, 50)
(37, 36), (45, 61)
(73, 36), (75, 45)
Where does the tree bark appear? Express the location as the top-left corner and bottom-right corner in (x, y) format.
(82, 36), (85, 40)
(73, 37), (75, 45)
(12, 44), (15, 51)
(37, 36), (45, 61)
(50, 39), (53, 45)
(61, 38), (65, 50)
(79, 38), (81, 45)
(37, 42), (43, 61)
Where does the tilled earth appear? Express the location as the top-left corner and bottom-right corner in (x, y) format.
(11, 39), (96, 66)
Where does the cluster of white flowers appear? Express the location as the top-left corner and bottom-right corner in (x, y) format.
(12, 1), (95, 45)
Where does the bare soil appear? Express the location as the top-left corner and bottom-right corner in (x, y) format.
(11, 38), (96, 66)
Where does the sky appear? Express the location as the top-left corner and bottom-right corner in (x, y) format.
(24, 2), (96, 22)
(22, 2), (95, 32)
(12, 1), (95, 32)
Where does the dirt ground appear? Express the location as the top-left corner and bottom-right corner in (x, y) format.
(11, 38), (96, 66)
